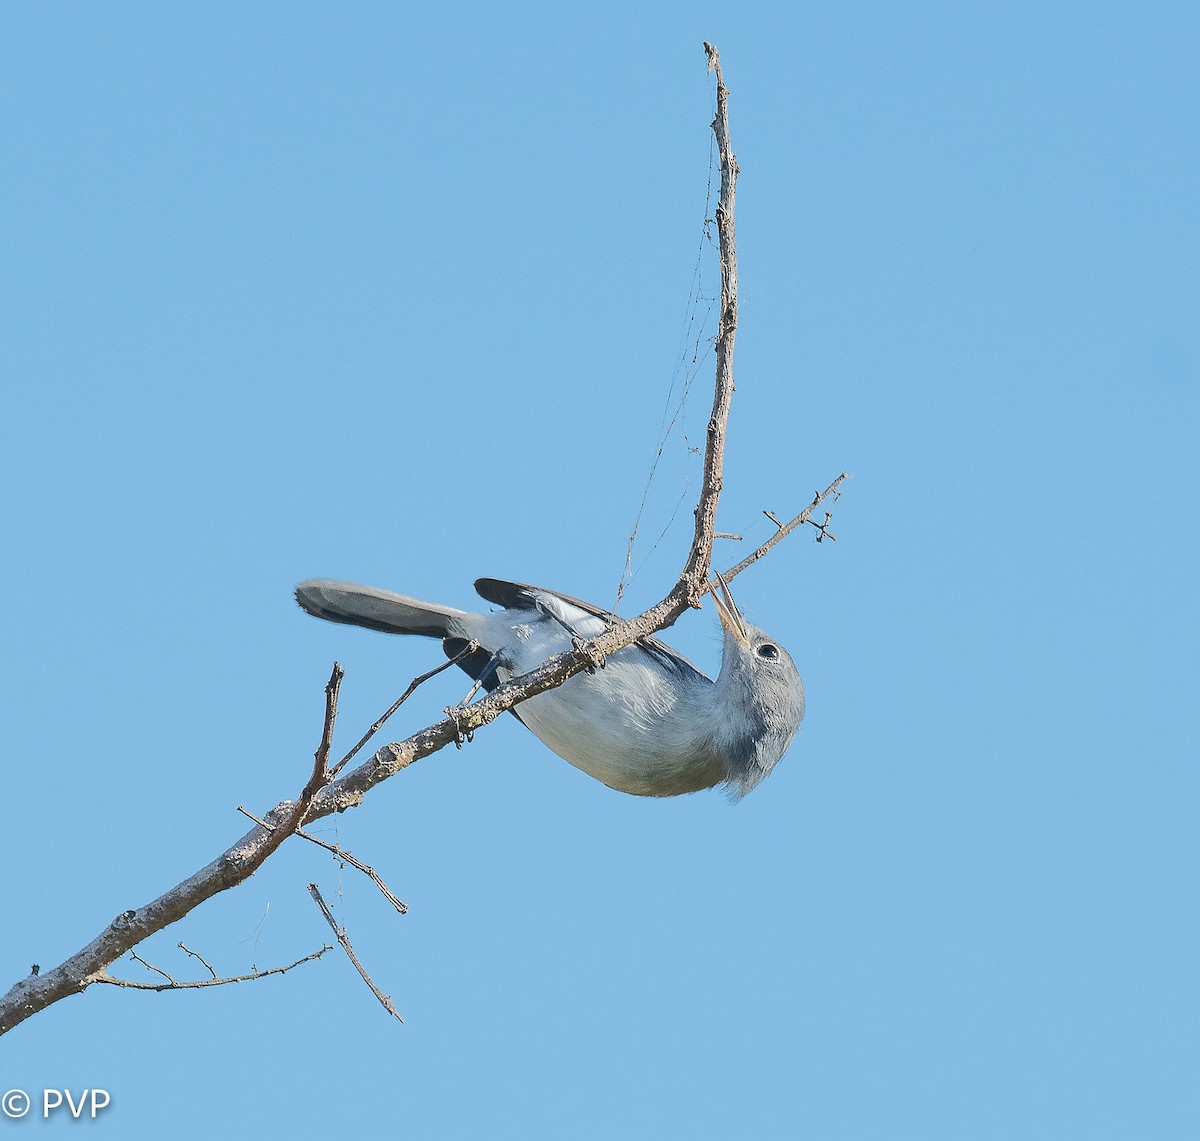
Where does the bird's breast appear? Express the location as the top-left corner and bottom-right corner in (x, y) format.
(506, 652), (725, 797)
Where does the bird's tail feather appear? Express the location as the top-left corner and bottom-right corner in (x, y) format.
(295, 579), (471, 640)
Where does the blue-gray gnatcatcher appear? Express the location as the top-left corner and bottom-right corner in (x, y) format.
(294, 575), (804, 799)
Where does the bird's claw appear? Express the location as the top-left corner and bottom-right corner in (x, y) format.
(572, 635), (606, 673)
(445, 704), (475, 748)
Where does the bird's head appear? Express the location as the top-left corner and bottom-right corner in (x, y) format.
(709, 574), (806, 799)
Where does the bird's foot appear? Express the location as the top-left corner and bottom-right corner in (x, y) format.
(445, 650), (504, 743)
(572, 635), (606, 673)
(445, 703), (475, 748)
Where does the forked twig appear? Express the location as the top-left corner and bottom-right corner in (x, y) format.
(312, 662), (344, 784)
(94, 946), (332, 992)
(295, 830), (408, 914)
(236, 805), (407, 915)
(716, 474), (849, 587)
(330, 641), (480, 779)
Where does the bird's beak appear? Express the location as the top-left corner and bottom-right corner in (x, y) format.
(708, 570), (750, 646)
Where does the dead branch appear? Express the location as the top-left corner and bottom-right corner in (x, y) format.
(93, 947), (332, 992)
(311, 662), (343, 784)
(129, 949), (175, 985)
(330, 639), (479, 779)
(679, 41), (739, 602)
(178, 942), (219, 979)
(295, 830), (408, 914)
(717, 474), (849, 587)
(0, 44), (845, 1037)
(237, 805), (408, 914)
(0, 664), (343, 1033)
(308, 883), (403, 1023)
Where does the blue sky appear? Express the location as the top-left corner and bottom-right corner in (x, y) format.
(2, 3), (1196, 1138)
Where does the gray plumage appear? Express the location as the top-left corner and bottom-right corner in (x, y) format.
(294, 576), (805, 799)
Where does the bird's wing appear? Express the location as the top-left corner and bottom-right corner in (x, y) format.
(473, 578), (712, 685)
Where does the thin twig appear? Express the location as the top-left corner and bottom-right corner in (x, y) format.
(177, 942), (218, 980)
(236, 805), (407, 915)
(94, 947), (332, 992)
(272, 661), (341, 837)
(307, 883), (403, 1023)
(296, 830), (408, 914)
(767, 505), (837, 542)
(329, 641), (479, 779)
(716, 474), (849, 587)
(237, 805), (271, 828)
(312, 662), (344, 785)
(129, 950), (175, 985)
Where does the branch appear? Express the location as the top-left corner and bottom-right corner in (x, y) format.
(238, 805), (408, 914)
(329, 639), (479, 779)
(0, 44), (844, 1037)
(308, 883), (403, 1023)
(680, 41), (739, 600)
(93, 946), (332, 992)
(178, 942), (219, 979)
(0, 664), (342, 1034)
(716, 474), (849, 587)
(294, 829), (408, 915)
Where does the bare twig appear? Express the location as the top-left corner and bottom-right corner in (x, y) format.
(0, 662), (344, 1034)
(236, 805), (408, 915)
(672, 40), (739, 604)
(278, 662), (341, 834)
(177, 942), (218, 980)
(236, 805), (272, 828)
(716, 474), (849, 587)
(330, 641), (479, 779)
(296, 830), (408, 914)
(94, 947), (331, 992)
(312, 662), (344, 784)
(766, 505), (837, 543)
(308, 883), (403, 1023)
(130, 950), (174, 985)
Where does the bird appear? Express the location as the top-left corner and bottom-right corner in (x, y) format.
(294, 574), (805, 799)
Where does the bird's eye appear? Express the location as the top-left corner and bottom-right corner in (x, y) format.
(757, 643), (779, 660)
